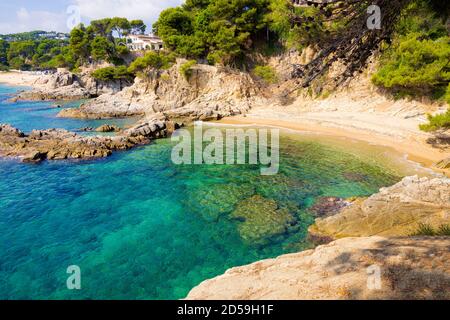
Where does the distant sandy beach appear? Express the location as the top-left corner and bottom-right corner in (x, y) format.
(0, 71), (42, 87)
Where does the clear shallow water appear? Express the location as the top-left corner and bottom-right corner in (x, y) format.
(0, 85), (138, 133)
(0, 84), (417, 300)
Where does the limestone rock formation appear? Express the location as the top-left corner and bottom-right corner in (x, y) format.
(436, 157), (450, 169)
(58, 61), (261, 120)
(0, 123), (151, 163)
(186, 236), (450, 300)
(309, 176), (450, 239)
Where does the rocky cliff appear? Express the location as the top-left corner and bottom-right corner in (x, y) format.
(58, 61), (262, 120)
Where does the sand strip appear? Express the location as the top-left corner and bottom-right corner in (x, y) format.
(218, 115), (449, 175)
(0, 71), (42, 87)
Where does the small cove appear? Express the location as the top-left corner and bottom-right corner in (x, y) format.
(0, 84), (431, 299)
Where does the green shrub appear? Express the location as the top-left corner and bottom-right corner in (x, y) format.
(411, 223), (450, 236)
(253, 65), (278, 84)
(437, 224), (450, 236)
(160, 73), (170, 81)
(419, 109), (450, 131)
(91, 66), (133, 82)
(179, 60), (197, 80)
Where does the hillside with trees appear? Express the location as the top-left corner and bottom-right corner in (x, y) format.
(1, 0), (448, 129)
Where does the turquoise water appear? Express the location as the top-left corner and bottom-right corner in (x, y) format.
(0, 85), (137, 133)
(0, 84), (406, 299)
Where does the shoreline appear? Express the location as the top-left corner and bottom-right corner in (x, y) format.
(0, 71), (43, 88)
(218, 116), (449, 176)
(1, 69), (448, 176)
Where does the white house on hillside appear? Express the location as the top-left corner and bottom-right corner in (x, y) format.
(126, 34), (164, 51)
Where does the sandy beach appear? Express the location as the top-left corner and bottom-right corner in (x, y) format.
(219, 113), (449, 176)
(0, 71), (42, 87)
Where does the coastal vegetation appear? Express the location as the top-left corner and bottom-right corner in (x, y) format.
(63, 18), (146, 68)
(153, 0), (271, 65)
(372, 0), (450, 100)
(411, 223), (450, 236)
(252, 65), (278, 84)
(0, 18), (145, 71)
(419, 109), (450, 132)
(128, 51), (176, 78)
(91, 65), (134, 88)
(0, 38), (68, 71)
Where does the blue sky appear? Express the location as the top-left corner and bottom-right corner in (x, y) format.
(0, 0), (184, 34)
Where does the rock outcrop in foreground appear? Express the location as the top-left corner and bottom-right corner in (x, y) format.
(187, 236), (450, 300)
(309, 176), (450, 239)
(187, 176), (450, 300)
(58, 61), (260, 120)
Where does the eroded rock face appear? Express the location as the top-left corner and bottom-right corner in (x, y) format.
(0, 124), (150, 163)
(230, 195), (298, 244)
(95, 124), (120, 133)
(308, 176), (450, 239)
(58, 61), (261, 120)
(186, 236), (450, 300)
(11, 69), (127, 102)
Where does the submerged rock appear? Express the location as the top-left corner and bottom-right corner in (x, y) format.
(308, 197), (350, 218)
(230, 195), (298, 244)
(0, 124), (150, 163)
